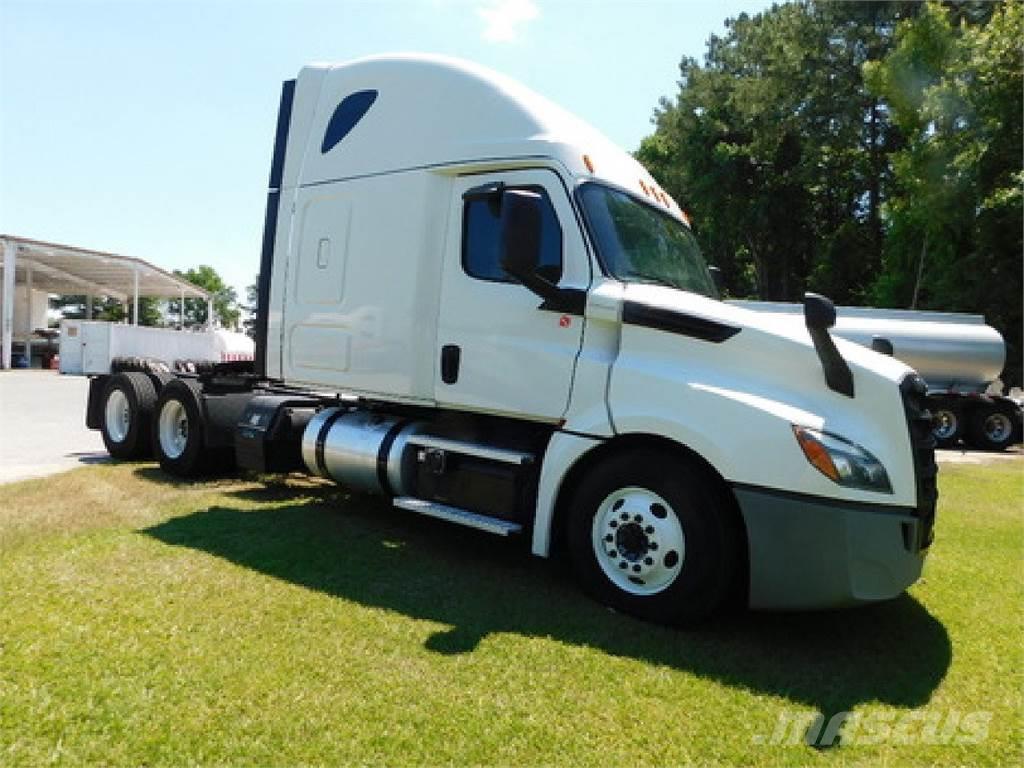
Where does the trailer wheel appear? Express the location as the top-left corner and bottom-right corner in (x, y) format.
(966, 401), (1017, 452)
(566, 450), (738, 626)
(99, 373), (157, 460)
(929, 401), (964, 449)
(152, 378), (231, 477)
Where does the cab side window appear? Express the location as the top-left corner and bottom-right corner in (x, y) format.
(462, 187), (563, 283)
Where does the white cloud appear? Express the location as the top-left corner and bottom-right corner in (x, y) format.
(476, 0), (540, 43)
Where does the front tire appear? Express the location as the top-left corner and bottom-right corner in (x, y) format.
(567, 450), (739, 626)
(99, 373), (156, 459)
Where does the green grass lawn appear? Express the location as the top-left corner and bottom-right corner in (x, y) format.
(1, 460), (1021, 766)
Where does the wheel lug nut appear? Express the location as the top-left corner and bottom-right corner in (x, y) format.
(632, 564), (641, 573)
(604, 534), (613, 542)
(609, 550), (617, 558)
(645, 526), (654, 534)
(633, 515), (643, 523)
(649, 542), (658, 551)
(620, 512), (629, 521)
(619, 561), (627, 569)
(644, 557), (654, 566)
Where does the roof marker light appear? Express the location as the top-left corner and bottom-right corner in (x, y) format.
(582, 154), (595, 173)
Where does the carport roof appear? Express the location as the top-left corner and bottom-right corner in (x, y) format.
(0, 235), (210, 302)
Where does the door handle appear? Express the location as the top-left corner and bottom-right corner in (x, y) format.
(440, 345), (460, 384)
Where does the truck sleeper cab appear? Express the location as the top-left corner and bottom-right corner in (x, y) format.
(86, 55), (937, 626)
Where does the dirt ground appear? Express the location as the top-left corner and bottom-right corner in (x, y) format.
(936, 445), (1023, 465)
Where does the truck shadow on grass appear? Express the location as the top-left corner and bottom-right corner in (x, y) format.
(142, 482), (951, 745)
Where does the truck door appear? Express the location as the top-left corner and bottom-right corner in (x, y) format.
(435, 169), (590, 421)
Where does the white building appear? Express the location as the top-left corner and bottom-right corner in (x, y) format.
(0, 235), (211, 368)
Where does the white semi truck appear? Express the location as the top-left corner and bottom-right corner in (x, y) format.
(80, 55), (937, 624)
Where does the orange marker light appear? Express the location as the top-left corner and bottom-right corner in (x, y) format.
(582, 154), (595, 173)
(793, 426), (840, 481)
(639, 179), (650, 195)
(681, 210), (692, 226)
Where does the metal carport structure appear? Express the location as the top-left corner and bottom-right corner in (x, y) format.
(0, 235), (212, 369)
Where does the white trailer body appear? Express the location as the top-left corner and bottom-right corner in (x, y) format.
(59, 320), (254, 375)
(83, 55), (938, 625)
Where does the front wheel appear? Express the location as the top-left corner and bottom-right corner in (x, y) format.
(567, 450), (740, 626)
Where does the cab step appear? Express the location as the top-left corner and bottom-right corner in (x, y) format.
(406, 434), (535, 466)
(392, 496), (523, 536)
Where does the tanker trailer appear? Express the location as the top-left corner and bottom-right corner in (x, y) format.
(733, 301), (1022, 451)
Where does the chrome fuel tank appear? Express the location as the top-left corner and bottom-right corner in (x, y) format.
(733, 301), (1006, 392)
(301, 408), (423, 495)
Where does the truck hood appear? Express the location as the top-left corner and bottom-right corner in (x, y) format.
(603, 283), (921, 507)
(622, 284), (914, 388)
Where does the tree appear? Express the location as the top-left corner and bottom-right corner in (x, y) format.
(53, 294), (162, 326)
(169, 265), (240, 329)
(242, 276), (258, 339)
(637, 2), (919, 303)
(636, 0), (1021, 386)
(864, 1), (1023, 385)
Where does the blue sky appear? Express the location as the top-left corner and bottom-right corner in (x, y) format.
(0, 0), (773, 300)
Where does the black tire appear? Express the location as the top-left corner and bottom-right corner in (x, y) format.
(928, 399), (964, 449)
(567, 449), (739, 626)
(148, 371), (176, 392)
(99, 373), (157, 460)
(965, 401), (1018, 452)
(151, 378), (230, 477)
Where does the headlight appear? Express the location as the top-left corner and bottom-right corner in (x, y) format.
(792, 425), (892, 493)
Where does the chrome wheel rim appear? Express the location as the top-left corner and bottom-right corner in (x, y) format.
(983, 412), (1012, 443)
(932, 409), (958, 441)
(592, 486), (685, 596)
(104, 389), (131, 443)
(158, 399), (188, 459)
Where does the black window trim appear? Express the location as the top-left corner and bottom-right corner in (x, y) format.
(460, 183), (564, 286)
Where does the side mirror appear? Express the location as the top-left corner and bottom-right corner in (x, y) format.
(803, 291), (854, 398)
(499, 190), (565, 307)
(483, 187), (586, 316)
(500, 190), (543, 282)
(708, 265), (725, 296)
(803, 292), (836, 331)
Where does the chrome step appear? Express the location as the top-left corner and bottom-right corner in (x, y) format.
(406, 434), (534, 466)
(392, 496), (523, 536)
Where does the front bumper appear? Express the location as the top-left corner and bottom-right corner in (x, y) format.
(735, 485), (928, 610)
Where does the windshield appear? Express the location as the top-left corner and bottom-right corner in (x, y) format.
(578, 183), (717, 299)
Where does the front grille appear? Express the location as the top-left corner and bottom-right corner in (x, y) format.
(900, 374), (938, 549)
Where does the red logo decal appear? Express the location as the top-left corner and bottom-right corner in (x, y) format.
(559, 315), (572, 328)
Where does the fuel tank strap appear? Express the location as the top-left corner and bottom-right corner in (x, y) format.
(314, 408), (346, 477)
(376, 419), (411, 497)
